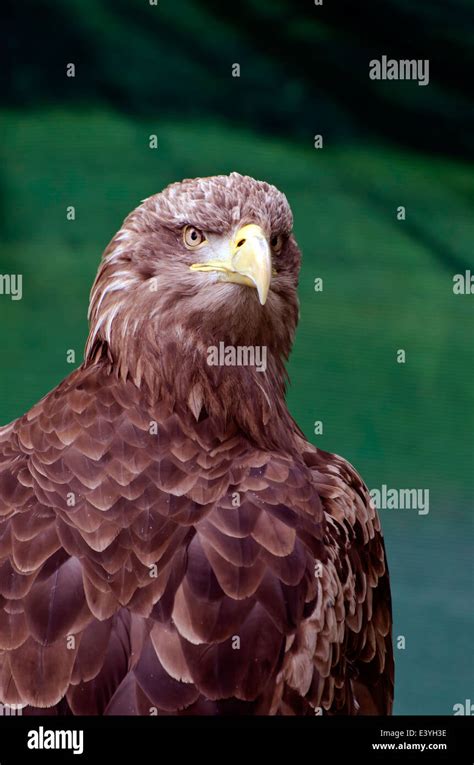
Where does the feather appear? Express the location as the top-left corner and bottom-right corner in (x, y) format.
(0, 173), (393, 715)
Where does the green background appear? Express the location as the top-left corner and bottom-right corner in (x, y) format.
(1, 0), (473, 714)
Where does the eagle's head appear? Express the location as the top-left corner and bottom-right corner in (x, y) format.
(85, 173), (302, 443)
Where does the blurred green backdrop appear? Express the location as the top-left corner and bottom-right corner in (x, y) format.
(1, 0), (473, 715)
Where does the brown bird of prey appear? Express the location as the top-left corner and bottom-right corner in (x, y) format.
(0, 173), (393, 715)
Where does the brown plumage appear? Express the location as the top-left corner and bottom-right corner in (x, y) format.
(0, 173), (393, 715)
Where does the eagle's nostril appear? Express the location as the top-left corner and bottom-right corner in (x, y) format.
(236, 239), (246, 248)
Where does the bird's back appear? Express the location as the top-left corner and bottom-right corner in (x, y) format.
(0, 364), (393, 715)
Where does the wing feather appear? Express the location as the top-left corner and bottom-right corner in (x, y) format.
(0, 366), (392, 714)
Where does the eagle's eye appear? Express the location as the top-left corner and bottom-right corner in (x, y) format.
(183, 225), (207, 248)
(270, 233), (283, 253)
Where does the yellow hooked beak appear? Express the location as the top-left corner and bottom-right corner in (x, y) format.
(189, 224), (272, 305)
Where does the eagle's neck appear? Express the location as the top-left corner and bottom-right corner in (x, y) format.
(86, 331), (297, 452)
(85, 257), (300, 452)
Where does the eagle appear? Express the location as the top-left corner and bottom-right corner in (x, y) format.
(0, 173), (393, 715)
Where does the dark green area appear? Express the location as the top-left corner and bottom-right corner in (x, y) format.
(3, 0), (474, 156)
(1, 0), (473, 715)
